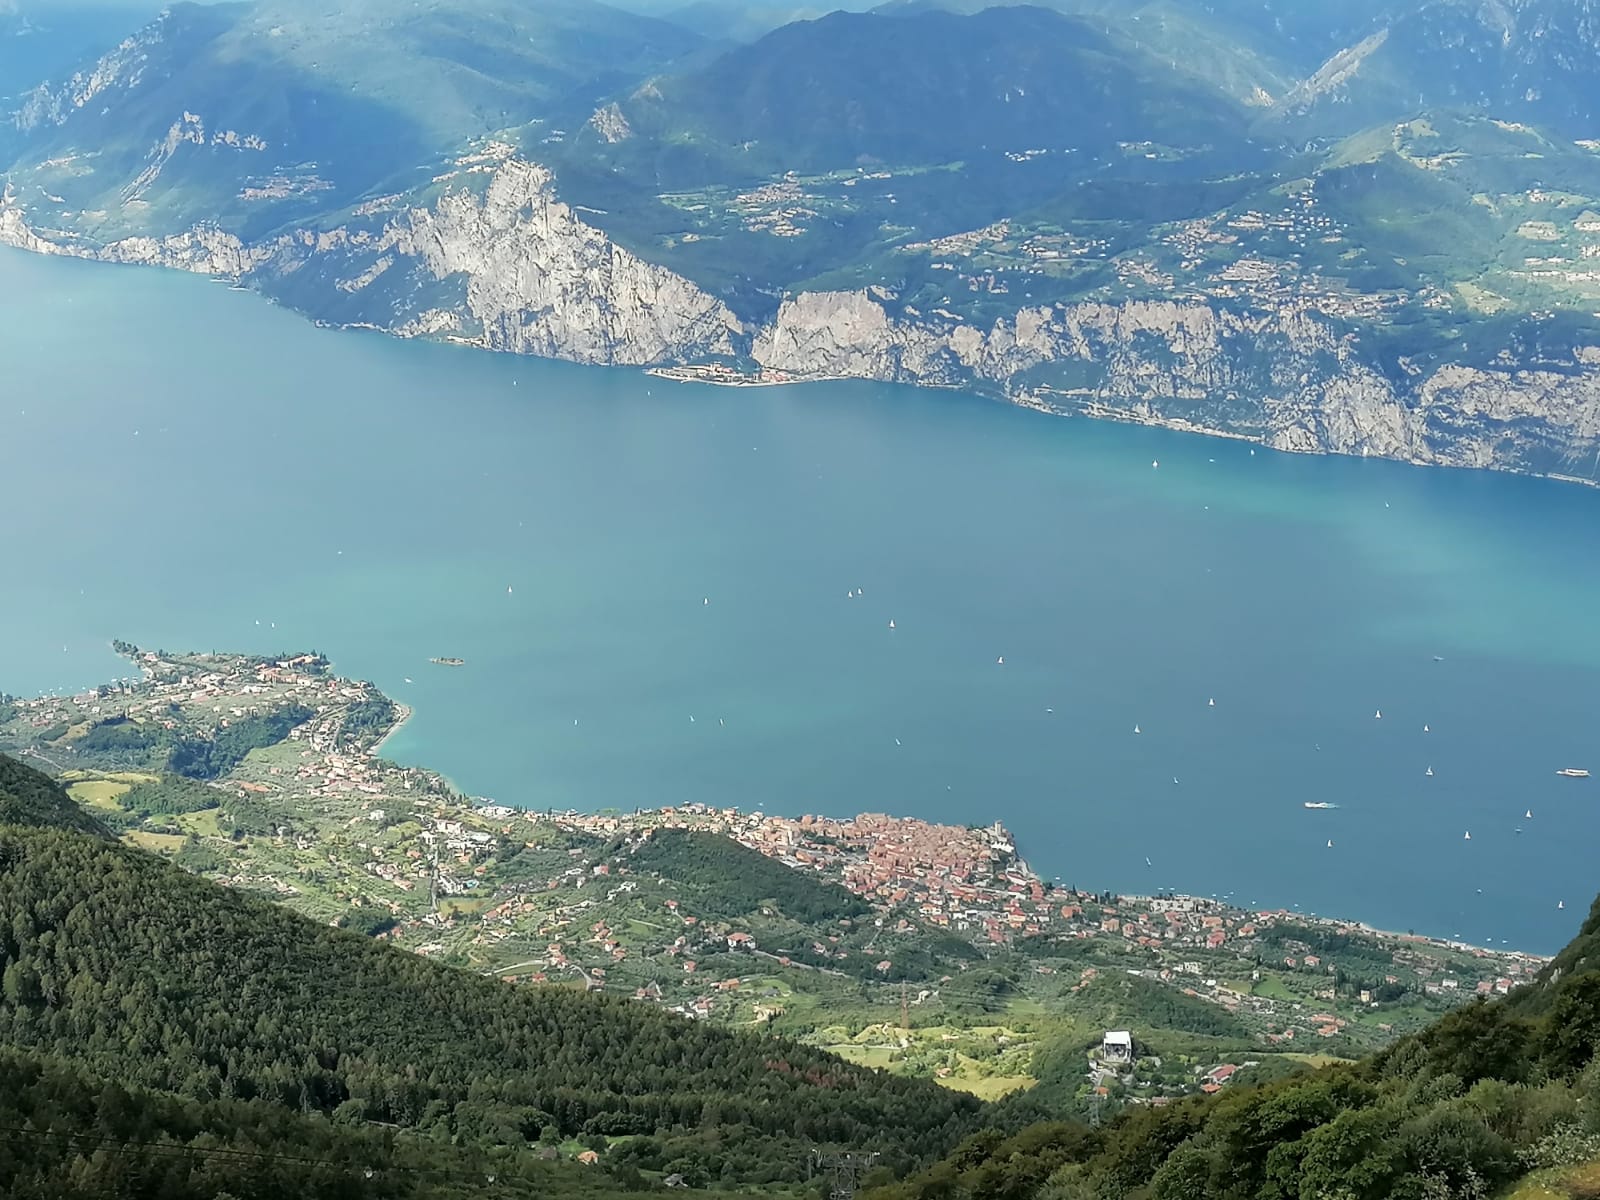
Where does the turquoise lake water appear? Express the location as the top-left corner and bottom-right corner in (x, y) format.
(3, 246), (1599, 953)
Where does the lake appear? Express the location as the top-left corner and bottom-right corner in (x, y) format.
(4, 246), (1599, 953)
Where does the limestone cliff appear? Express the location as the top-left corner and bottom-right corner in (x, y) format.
(5, 153), (1599, 480)
(371, 160), (741, 364)
(753, 289), (1600, 480)
(0, 156), (742, 368)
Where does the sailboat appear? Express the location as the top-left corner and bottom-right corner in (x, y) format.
(1425, 767), (1434, 777)
(1375, 709), (1383, 719)
(1423, 724), (1430, 733)
(1464, 831), (1471, 840)
(888, 620), (896, 630)
(1327, 840), (1334, 848)
(1208, 698), (1216, 707)
(997, 656), (1005, 665)
(1560, 901), (1566, 910)
(1526, 810), (1533, 819)
(1134, 724), (1142, 735)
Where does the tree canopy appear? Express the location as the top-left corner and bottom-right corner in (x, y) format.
(0, 756), (979, 1190)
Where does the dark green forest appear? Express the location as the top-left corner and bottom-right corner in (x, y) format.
(0, 756), (107, 838)
(0, 756), (977, 1194)
(121, 775), (225, 818)
(0, 1045), (640, 1200)
(625, 827), (872, 924)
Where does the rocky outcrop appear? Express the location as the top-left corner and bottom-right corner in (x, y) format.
(5, 158), (1599, 480)
(13, 22), (161, 132)
(0, 157), (743, 368)
(372, 160), (741, 364)
(754, 288), (1600, 479)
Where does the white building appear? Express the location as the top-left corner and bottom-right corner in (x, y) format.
(1102, 1031), (1134, 1063)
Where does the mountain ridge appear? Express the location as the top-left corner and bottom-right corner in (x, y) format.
(7, 0), (1600, 481)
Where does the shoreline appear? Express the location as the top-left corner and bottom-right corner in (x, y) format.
(645, 365), (851, 389)
(372, 701), (414, 757)
(35, 645), (1561, 961)
(5, 243), (1599, 492)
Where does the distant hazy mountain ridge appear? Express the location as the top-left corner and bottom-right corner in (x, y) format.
(8, 0), (1600, 478)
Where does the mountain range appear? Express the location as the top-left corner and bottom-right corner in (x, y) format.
(6, 0), (1600, 478)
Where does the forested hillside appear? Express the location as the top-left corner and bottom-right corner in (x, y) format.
(626, 826), (872, 923)
(0, 757), (977, 1190)
(0, 1045), (637, 1200)
(0, 753), (107, 837)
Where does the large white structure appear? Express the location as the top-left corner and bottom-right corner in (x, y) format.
(1102, 1030), (1134, 1063)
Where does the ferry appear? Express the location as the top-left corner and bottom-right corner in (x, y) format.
(1303, 801), (1339, 810)
(1557, 768), (1592, 778)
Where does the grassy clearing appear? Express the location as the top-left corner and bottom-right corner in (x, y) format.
(175, 807), (223, 837)
(68, 779), (132, 810)
(1284, 1052), (1353, 1067)
(941, 1072), (1034, 1100)
(123, 830), (187, 854)
(824, 1043), (897, 1069)
(439, 897), (492, 918)
(1253, 975), (1296, 1001)
(1503, 1161), (1600, 1199)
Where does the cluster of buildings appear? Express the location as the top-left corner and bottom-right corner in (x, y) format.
(536, 804), (1056, 943)
(731, 177), (818, 238)
(3, 649), (1550, 1052)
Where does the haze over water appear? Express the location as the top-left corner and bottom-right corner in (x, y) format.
(4, 248), (1600, 954)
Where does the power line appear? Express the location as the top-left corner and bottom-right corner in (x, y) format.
(810, 1149), (879, 1200)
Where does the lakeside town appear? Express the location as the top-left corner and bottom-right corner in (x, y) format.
(0, 645), (1549, 1097)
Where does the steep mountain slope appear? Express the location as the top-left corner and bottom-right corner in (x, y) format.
(652, 0), (851, 43)
(0, 1045), (637, 1200)
(6, 0), (705, 240)
(1271, 0), (1600, 141)
(0, 753), (107, 836)
(7, 0), (1600, 480)
(555, 4), (1272, 310)
(0, 4), (158, 121)
(581, 6), (1253, 179)
(0, 756), (978, 1184)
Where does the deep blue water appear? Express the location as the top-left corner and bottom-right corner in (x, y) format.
(3, 247), (1599, 953)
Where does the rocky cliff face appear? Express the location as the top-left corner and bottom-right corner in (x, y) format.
(374, 160), (741, 364)
(12, 23), (160, 134)
(5, 154), (1599, 480)
(0, 155), (742, 367)
(753, 289), (1600, 480)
